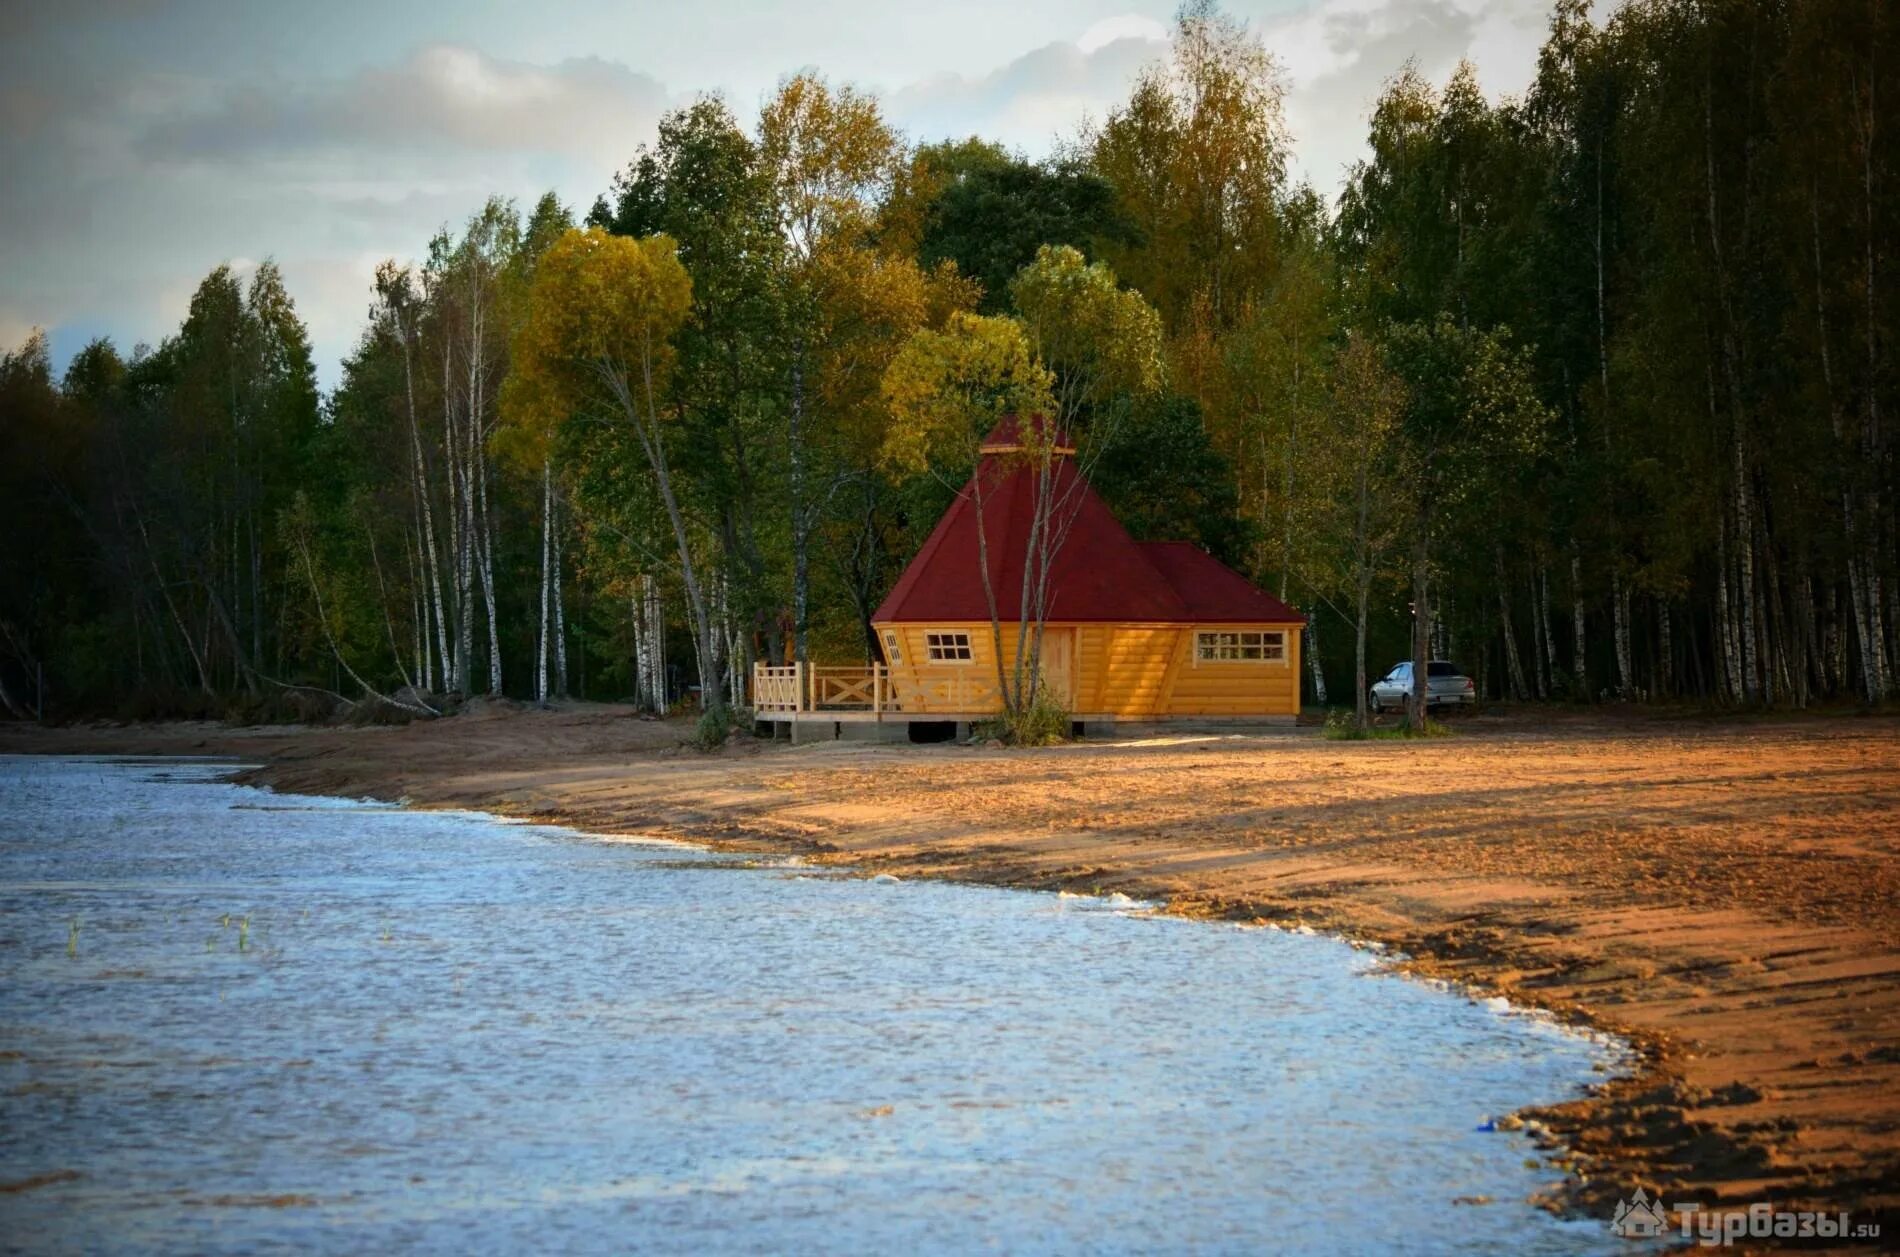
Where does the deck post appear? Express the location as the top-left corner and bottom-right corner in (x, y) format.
(794, 660), (807, 713)
(873, 664), (883, 721)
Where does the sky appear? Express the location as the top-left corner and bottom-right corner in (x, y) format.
(1, 0), (1558, 389)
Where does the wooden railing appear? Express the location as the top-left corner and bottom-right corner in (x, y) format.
(754, 664), (804, 712)
(751, 662), (1004, 715)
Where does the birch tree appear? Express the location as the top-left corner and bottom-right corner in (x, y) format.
(503, 228), (721, 718)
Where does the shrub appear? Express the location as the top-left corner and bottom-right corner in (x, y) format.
(1323, 706), (1453, 741)
(1323, 708), (1370, 740)
(1002, 682), (1070, 746)
(692, 705), (731, 751)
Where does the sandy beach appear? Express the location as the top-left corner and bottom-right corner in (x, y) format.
(5, 704), (1897, 1237)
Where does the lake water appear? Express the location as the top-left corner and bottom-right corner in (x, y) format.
(0, 756), (1625, 1254)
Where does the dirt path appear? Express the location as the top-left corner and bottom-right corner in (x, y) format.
(6, 704), (1897, 1237)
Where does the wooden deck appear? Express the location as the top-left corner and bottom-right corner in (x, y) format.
(752, 662), (1003, 743)
(753, 663), (1002, 717)
(749, 662), (1295, 742)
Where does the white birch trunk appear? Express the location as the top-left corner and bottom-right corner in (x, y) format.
(1716, 524), (1743, 703)
(1305, 619), (1327, 706)
(1612, 569), (1633, 700)
(789, 346), (809, 667)
(551, 485), (569, 699)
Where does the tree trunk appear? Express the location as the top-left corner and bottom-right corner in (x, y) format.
(1410, 523), (1431, 728)
(1858, 44), (1890, 697)
(1538, 565), (1557, 699)
(551, 482), (569, 699)
(1570, 551), (1587, 700)
(1658, 599), (1674, 699)
(1497, 548), (1528, 701)
(1714, 522), (1737, 702)
(402, 322), (450, 692)
(1305, 619), (1327, 706)
(446, 338), (473, 698)
(1355, 569), (1372, 731)
(476, 451), (502, 697)
(536, 461), (552, 705)
(1352, 455), (1374, 731)
(789, 342), (810, 668)
(1612, 569), (1633, 700)
(609, 354), (721, 719)
(1733, 436), (1758, 703)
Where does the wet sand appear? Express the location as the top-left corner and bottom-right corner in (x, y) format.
(5, 703), (1897, 1238)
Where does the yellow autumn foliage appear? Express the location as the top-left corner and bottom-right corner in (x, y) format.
(500, 227), (694, 457)
(880, 312), (1054, 474)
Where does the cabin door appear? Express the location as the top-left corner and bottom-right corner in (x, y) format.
(1039, 628), (1076, 707)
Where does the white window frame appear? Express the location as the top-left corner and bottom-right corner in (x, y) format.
(1193, 629), (1287, 665)
(924, 630), (975, 664)
(881, 630), (902, 665)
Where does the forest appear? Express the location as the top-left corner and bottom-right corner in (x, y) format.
(0, 0), (1893, 731)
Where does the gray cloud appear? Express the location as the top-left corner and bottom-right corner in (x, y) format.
(1264, 0), (1550, 191)
(2, 1), (1554, 389)
(887, 0), (1551, 192)
(1, 42), (675, 385)
(144, 44), (671, 166)
(888, 34), (1161, 154)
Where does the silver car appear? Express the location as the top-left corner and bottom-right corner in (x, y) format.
(1368, 661), (1476, 713)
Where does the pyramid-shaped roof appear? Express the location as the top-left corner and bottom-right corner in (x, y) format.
(872, 420), (1305, 626)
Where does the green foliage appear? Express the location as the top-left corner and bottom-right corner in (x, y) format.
(880, 311), (1053, 474)
(1090, 392), (1256, 566)
(1323, 708), (1452, 741)
(912, 148), (1132, 313)
(974, 682), (1071, 747)
(1009, 244), (1164, 406)
(1010, 684), (1073, 746)
(3, 0), (1896, 720)
(1087, 0), (1292, 330)
(1321, 708), (1369, 740)
(504, 228), (695, 420)
(692, 704), (732, 751)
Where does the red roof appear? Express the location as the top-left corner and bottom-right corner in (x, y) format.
(1138, 541), (1306, 623)
(872, 428), (1304, 625)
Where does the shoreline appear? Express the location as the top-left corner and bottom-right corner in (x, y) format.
(4, 704), (1897, 1240)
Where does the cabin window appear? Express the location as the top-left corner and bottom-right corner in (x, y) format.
(881, 630), (902, 665)
(1195, 630), (1286, 663)
(924, 631), (974, 663)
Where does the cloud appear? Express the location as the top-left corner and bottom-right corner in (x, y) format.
(1263, 0), (1551, 191)
(1078, 14), (1170, 55)
(1, 0), (1556, 390)
(887, 32), (1162, 154)
(0, 41), (676, 387)
(145, 44), (671, 167)
(888, 0), (1552, 194)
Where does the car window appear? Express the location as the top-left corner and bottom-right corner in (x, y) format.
(1387, 664), (1409, 681)
(1428, 662), (1461, 678)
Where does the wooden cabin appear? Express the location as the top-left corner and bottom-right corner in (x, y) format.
(862, 419), (1306, 726)
(755, 419), (1304, 736)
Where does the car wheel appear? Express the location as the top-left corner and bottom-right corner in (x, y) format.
(1368, 690), (1382, 715)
